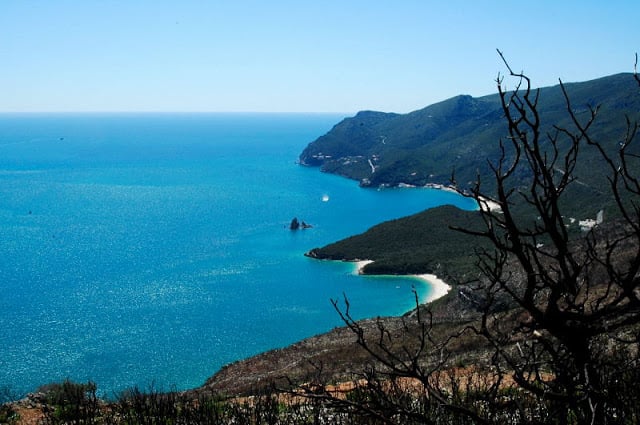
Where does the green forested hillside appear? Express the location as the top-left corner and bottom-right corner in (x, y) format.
(306, 205), (492, 281)
(300, 73), (640, 218)
(301, 73), (640, 275)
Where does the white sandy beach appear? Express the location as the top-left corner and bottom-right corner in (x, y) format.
(411, 273), (451, 303)
(353, 260), (451, 304)
(424, 183), (502, 213)
(349, 183), (499, 306)
(354, 260), (374, 274)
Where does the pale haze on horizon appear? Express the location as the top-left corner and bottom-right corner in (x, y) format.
(1, 1), (639, 114)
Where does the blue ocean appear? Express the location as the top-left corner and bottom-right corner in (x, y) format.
(0, 114), (476, 397)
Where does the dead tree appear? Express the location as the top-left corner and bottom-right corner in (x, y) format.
(454, 50), (640, 424)
(303, 54), (640, 424)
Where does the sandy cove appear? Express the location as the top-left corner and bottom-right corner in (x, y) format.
(424, 183), (502, 213)
(353, 260), (451, 304)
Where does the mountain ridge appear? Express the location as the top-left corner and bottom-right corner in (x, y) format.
(296, 72), (640, 283)
(299, 72), (640, 219)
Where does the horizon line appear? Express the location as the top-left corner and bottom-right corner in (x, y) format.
(0, 110), (357, 115)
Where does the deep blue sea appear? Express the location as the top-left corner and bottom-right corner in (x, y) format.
(0, 113), (476, 397)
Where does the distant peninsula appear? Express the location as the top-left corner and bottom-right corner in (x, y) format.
(304, 205), (489, 281)
(297, 73), (640, 286)
(299, 73), (640, 220)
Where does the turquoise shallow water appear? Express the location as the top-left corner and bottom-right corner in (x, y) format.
(0, 113), (477, 397)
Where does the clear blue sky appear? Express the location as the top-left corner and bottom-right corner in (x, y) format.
(1, 1), (638, 113)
